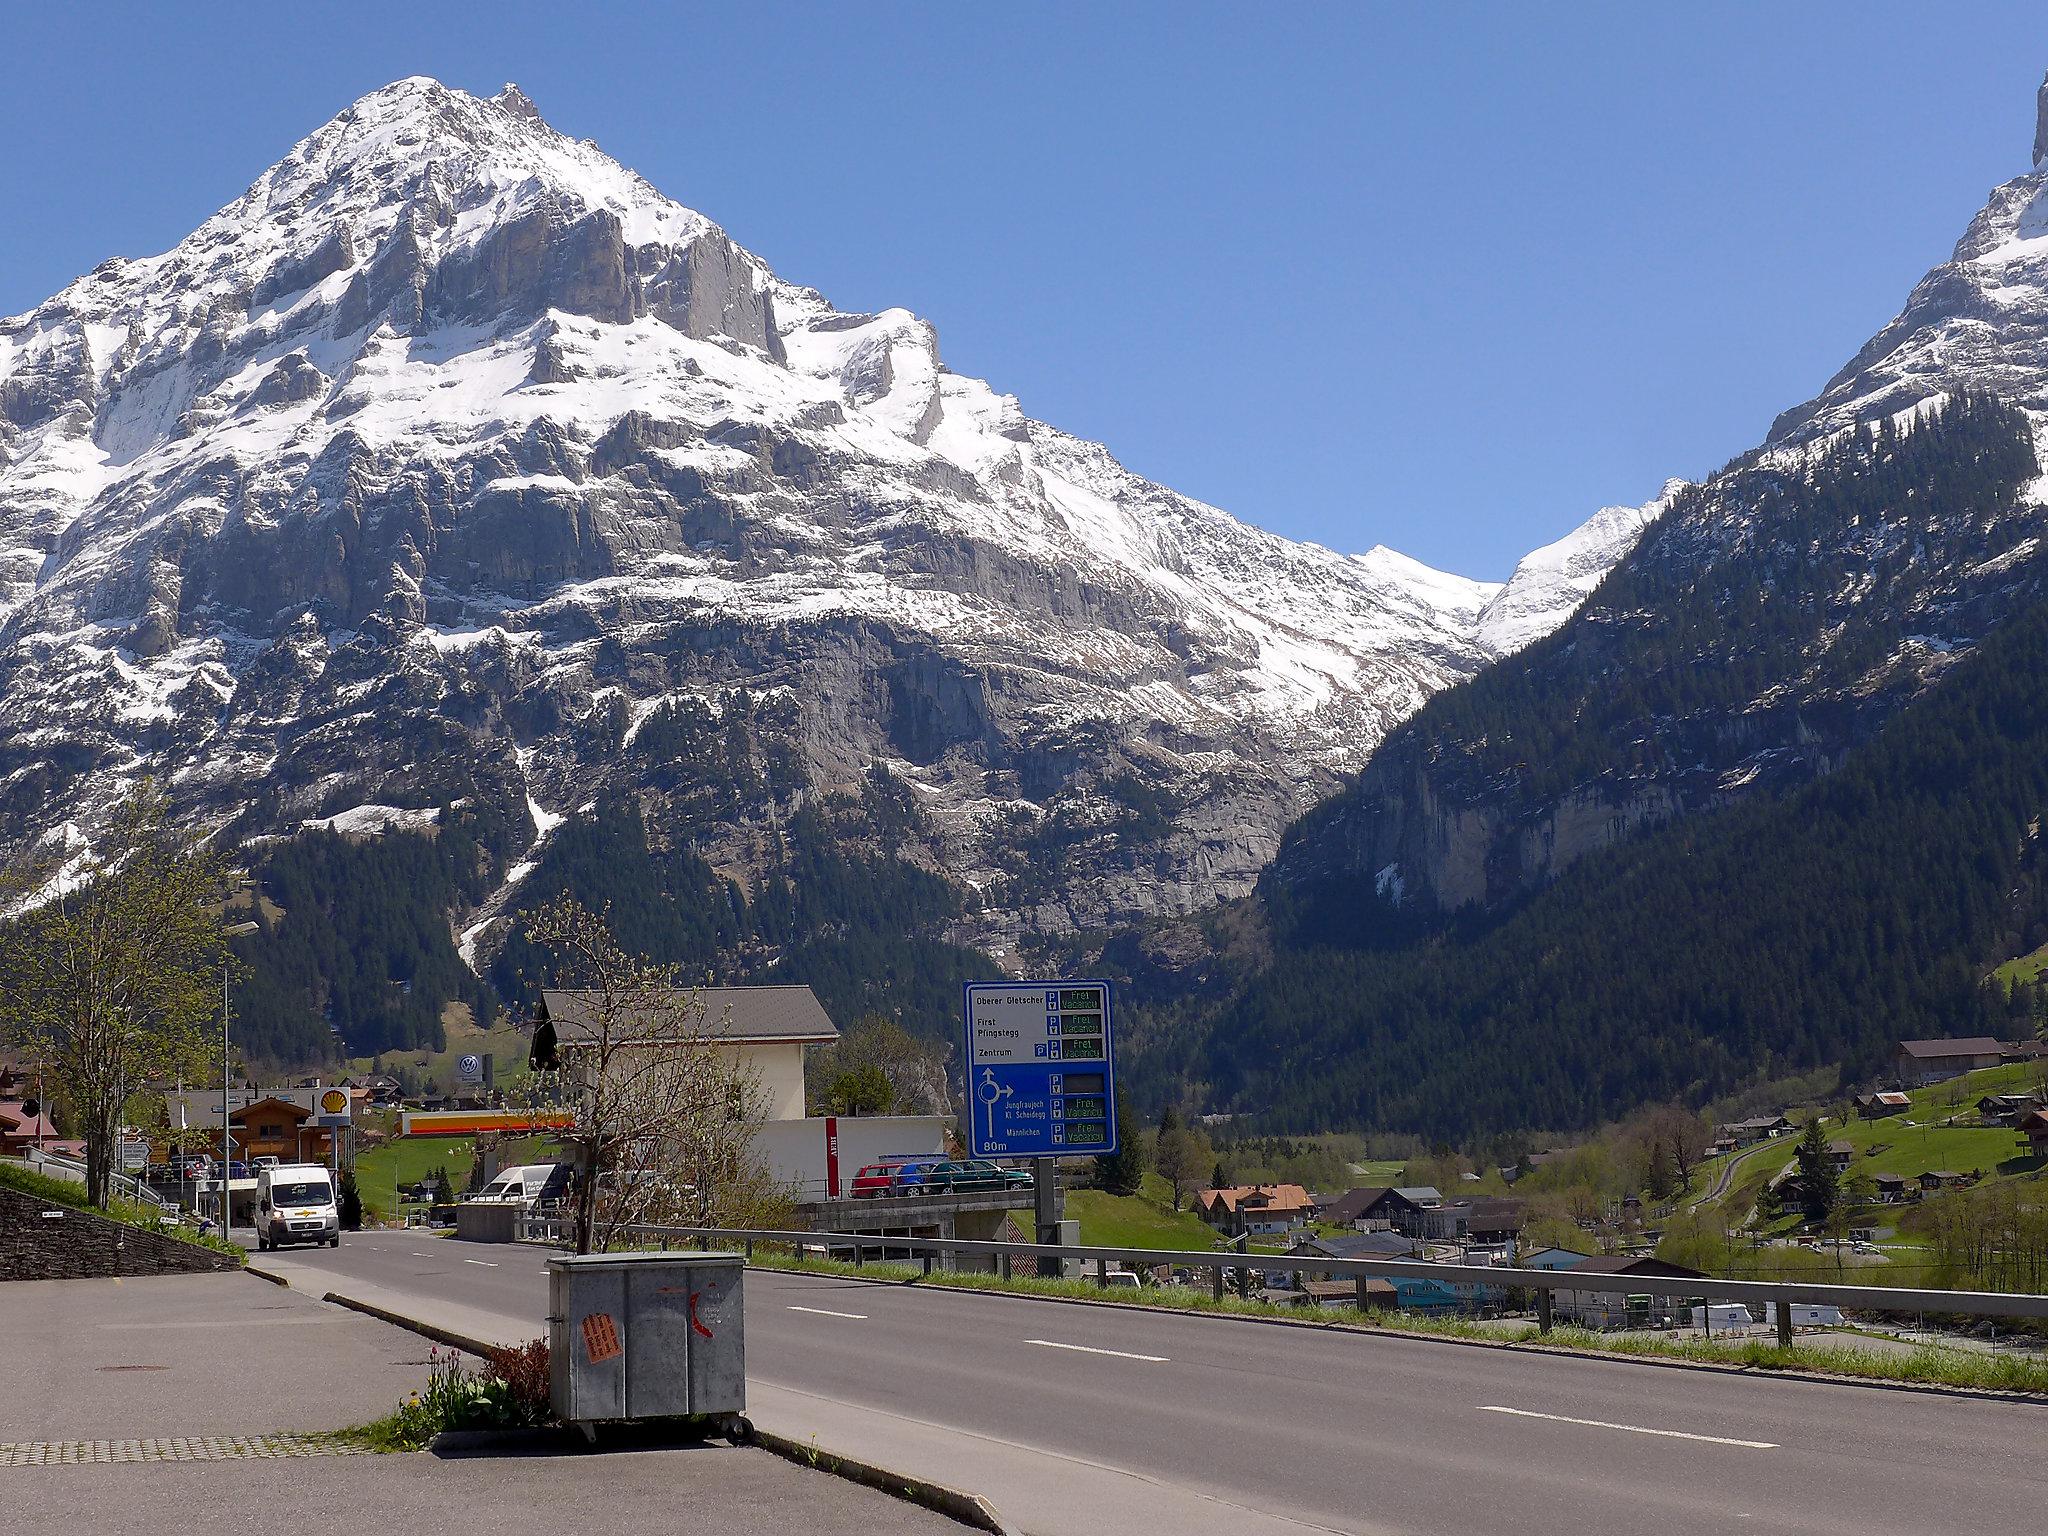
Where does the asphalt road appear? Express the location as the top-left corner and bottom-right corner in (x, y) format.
(258, 1232), (2048, 1536)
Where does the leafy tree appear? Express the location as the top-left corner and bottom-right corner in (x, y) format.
(807, 1015), (949, 1116)
(1156, 1124), (1213, 1211)
(0, 786), (232, 1206)
(822, 1062), (894, 1117)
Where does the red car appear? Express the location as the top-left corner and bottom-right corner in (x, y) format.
(849, 1157), (946, 1197)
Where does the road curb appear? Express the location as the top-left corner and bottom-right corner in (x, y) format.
(749, 1263), (2048, 1406)
(311, 1285), (1019, 1533)
(751, 1427), (1020, 1535)
(245, 1265), (290, 1288)
(320, 1291), (505, 1358)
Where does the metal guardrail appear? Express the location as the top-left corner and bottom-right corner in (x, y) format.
(10, 1150), (173, 1212)
(513, 1221), (2048, 1351)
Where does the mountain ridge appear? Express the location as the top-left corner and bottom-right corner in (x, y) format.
(0, 75), (1646, 971)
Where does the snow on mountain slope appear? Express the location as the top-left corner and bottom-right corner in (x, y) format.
(0, 77), (1639, 943)
(1473, 481), (1685, 657)
(1769, 70), (2048, 447)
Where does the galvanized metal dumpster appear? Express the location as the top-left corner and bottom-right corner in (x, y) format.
(547, 1250), (746, 1434)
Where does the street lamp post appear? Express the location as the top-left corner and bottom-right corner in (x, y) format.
(221, 917), (259, 1236)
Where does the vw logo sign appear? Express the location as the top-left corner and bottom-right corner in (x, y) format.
(458, 1054), (483, 1082)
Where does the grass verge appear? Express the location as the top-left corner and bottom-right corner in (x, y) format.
(740, 1248), (2048, 1395)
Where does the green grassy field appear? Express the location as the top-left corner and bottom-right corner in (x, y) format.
(353, 1133), (562, 1220)
(1068, 1172), (1222, 1251)
(1993, 945), (2048, 992)
(1346, 1160), (1406, 1184)
(1692, 1061), (2047, 1229)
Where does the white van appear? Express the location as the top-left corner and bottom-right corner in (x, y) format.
(472, 1163), (571, 1205)
(254, 1163), (340, 1250)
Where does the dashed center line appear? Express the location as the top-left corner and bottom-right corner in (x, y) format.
(786, 1305), (868, 1320)
(1024, 1339), (1169, 1363)
(461, 1259), (498, 1268)
(1477, 1405), (1776, 1449)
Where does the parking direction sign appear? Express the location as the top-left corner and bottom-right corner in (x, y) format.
(963, 980), (1117, 1158)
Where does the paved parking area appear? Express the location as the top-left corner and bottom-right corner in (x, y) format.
(3, 1271), (448, 1441)
(5, 1269), (965, 1534)
(12, 1444), (967, 1535)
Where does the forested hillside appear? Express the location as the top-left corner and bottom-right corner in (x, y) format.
(1189, 575), (2048, 1136)
(1273, 396), (2047, 920)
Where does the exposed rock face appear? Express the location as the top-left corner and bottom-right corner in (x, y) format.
(1772, 69), (2048, 446)
(0, 78), (1644, 953)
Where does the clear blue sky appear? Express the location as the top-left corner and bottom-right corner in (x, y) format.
(5, 4), (2047, 578)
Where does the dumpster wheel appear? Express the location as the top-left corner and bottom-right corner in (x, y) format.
(718, 1413), (754, 1445)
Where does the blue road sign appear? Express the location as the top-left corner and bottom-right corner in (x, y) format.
(963, 980), (1117, 1158)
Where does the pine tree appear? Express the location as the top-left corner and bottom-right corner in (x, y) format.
(1792, 1120), (1839, 1222)
(1095, 1084), (1146, 1196)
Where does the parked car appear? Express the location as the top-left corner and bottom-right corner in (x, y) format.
(923, 1159), (1033, 1194)
(1100, 1268), (1143, 1288)
(849, 1157), (947, 1198)
(252, 1155), (280, 1170)
(226, 1161), (250, 1180)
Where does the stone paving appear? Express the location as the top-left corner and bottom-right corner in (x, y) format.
(0, 1432), (369, 1465)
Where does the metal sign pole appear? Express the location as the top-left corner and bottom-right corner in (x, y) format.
(1034, 1157), (1059, 1245)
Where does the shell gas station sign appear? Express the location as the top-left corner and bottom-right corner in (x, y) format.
(315, 1087), (353, 1128)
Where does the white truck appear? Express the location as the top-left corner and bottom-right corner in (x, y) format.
(253, 1163), (340, 1250)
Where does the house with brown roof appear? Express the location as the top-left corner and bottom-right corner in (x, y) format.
(1893, 1038), (2004, 1086)
(0, 1094), (58, 1157)
(1196, 1184), (1318, 1237)
(1918, 1170), (1972, 1192)
(2018, 1108), (2048, 1159)
(1872, 1172), (1914, 1202)
(1320, 1186), (1426, 1232)
(1854, 1092), (1912, 1119)
(1826, 1140), (1855, 1174)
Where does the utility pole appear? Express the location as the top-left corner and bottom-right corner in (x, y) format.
(221, 917), (259, 1236)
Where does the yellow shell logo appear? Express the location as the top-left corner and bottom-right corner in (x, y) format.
(320, 1088), (349, 1115)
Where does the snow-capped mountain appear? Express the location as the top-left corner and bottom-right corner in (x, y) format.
(0, 78), (1638, 947)
(1472, 481), (1685, 657)
(1769, 72), (2048, 447)
(1259, 72), (2048, 920)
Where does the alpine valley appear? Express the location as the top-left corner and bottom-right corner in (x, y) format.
(1110, 72), (2048, 1139)
(0, 79), (1648, 1063)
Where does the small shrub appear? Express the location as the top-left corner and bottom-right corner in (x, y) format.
(485, 1339), (553, 1427)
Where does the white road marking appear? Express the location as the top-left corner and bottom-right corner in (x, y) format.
(1477, 1405), (1776, 1449)
(786, 1305), (868, 1320)
(461, 1259), (498, 1268)
(1024, 1339), (1169, 1363)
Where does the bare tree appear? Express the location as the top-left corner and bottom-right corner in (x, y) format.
(523, 897), (791, 1253)
(0, 786), (230, 1207)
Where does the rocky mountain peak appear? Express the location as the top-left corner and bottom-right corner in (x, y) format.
(2036, 68), (2048, 168)
(0, 78), (1652, 951)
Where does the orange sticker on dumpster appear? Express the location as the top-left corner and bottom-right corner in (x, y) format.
(581, 1312), (621, 1363)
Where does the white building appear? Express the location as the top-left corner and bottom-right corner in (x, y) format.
(532, 984), (946, 1197)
